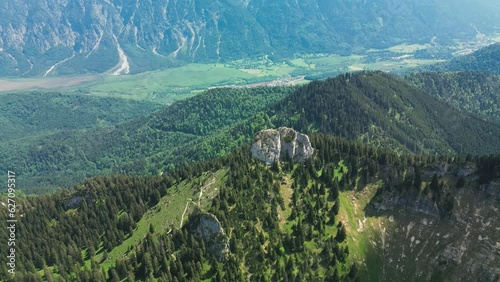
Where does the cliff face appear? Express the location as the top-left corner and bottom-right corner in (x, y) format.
(360, 162), (500, 281)
(251, 127), (313, 165)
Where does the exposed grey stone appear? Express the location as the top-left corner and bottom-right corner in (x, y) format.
(457, 162), (478, 177)
(372, 194), (440, 216)
(251, 129), (282, 166)
(251, 127), (314, 165)
(189, 213), (229, 261)
(64, 195), (87, 209)
(423, 161), (449, 177)
(439, 244), (463, 265)
(479, 181), (500, 197)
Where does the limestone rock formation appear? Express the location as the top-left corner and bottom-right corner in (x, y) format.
(189, 213), (229, 261)
(372, 194), (440, 216)
(64, 194), (89, 209)
(251, 127), (314, 165)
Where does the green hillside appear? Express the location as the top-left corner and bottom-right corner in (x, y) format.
(0, 92), (162, 142)
(0, 87), (291, 193)
(1, 132), (498, 281)
(2, 72), (499, 193)
(406, 72), (500, 124)
(271, 71), (500, 154)
(427, 43), (500, 74)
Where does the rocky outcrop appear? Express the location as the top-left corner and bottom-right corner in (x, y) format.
(438, 244), (464, 265)
(457, 162), (477, 177)
(423, 161), (449, 177)
(251, 127), (314, 165)
(372, 194), (440, 216)
(64, 194), (89, 209)
(479, 181), (500, 197)
(189, 213), (229, 261)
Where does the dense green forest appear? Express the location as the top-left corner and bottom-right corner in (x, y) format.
(270, 72), (500, 154)
(1, 131), (498, 281)
(0, 92), (162, 142)
(407, 72), (500, 123)
(0, 87), (291, 192)
(425, 42), (500, 74)
(149, 87), (296, 136)
(2, 72), (499, 193)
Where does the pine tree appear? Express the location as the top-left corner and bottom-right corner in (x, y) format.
(413, 168), (422, 191)
(335, 224), (347, 243)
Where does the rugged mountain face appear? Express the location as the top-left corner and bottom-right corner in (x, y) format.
(1, 0), (499, 76)
(360, 161), (500, 281)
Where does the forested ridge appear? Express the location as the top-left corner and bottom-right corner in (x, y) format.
(0, 92), (162, 142)
(0, 87), (290, 192)
(270, 71), (500, 154)
(2, 72), (499, 193)
(0, 71), (499, 280)
(149, 87), (295, 136)
(406, 71), (500, 123)
(425, 42), (500, 74)
(1, 131), (499, 281)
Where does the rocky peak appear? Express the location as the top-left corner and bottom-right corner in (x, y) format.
(251, 127), (314, 165)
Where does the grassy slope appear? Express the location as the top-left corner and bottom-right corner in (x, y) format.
(339, 184), (385, 280)
(95, 169), (228, 269)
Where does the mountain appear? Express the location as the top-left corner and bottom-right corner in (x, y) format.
(0, 91), (162, 142)
(2, 72), (499, 193)
(0, 86), (292, 192)
(270, 71), (500, 155)
(407, 71), (500, 124)
(1, 0), (500, 76)
(427, 43), (500, 74)
(1, 132), (498, 281)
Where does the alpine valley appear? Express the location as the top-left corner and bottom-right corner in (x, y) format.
(1, 0), (500, 76)
(0, 1), (499, 282)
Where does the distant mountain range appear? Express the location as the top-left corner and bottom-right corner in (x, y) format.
(1, 0), (499, 76)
